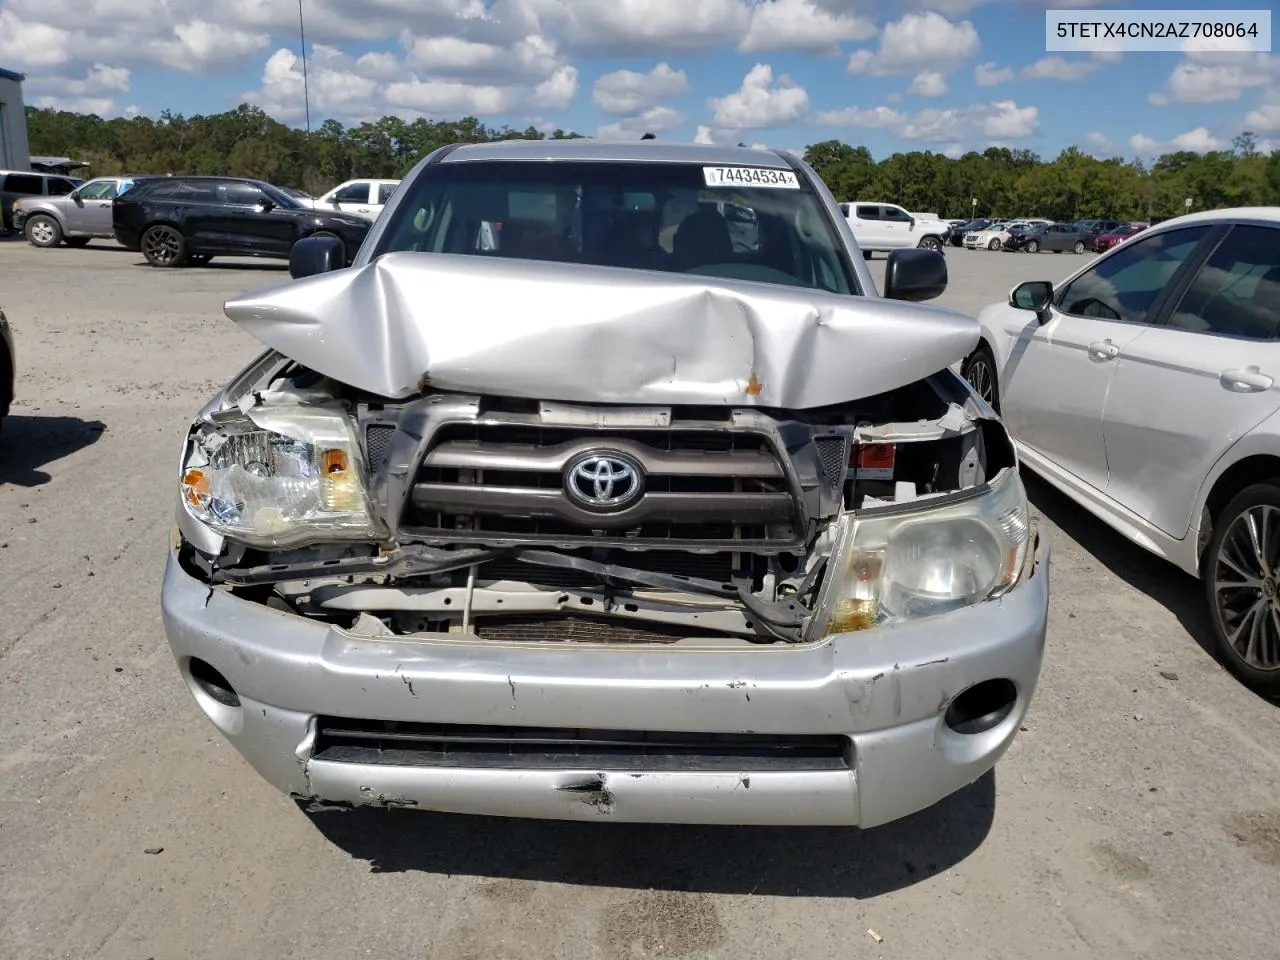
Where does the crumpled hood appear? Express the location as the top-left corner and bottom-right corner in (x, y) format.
(223, 252), (978, 409)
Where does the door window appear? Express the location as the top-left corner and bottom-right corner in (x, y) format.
(168, 180), (219, 201)
(1056, 226), (1211, 324)
(76, 180), (116, 200)
(880, 205), (912, 222)
(377, 182), (398, 204)
(48, 177), (79, 195)
(218, 182), (268, 205)
(332, 182), (369, 203)
(1163, 225), (1280, 340)
(854, 205), (879, 220)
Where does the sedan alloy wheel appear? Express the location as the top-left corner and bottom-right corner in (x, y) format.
(1206, 484), (1280, 695)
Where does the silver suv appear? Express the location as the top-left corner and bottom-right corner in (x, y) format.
(13, 175), (154, 248)
(0, 170), (83, 233)
(162, 139), (1050, 827)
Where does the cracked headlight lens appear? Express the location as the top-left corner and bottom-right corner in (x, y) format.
(811, 467), (1031, 636)
(180, 406), (380, 548)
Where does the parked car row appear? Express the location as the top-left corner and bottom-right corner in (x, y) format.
(960, 207), (1280, 696)
(7, 173), (401, 269)
(947, 217), (1148, 254)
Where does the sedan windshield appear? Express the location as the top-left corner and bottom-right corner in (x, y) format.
(375, 160), (859, 295)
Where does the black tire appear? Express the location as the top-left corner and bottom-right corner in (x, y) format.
(1073, 240), (1086, 254)
(918, 235), (942, 251)
(1026, 240), (1039, 253)
(1203, 482), (1280, 696)
(961, 345), (999, 412)
(24, 215), (62, 248)
(988, 238), (1001, 251)
(64, 237), (91, 248)
(141, 224), (187, 267)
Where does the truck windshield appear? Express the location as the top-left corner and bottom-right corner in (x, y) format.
(374, 160), (859, 295)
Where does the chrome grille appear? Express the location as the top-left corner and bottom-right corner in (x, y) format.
(404, 421), (799, 548)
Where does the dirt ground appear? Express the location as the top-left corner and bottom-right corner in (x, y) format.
(1, 238), (1278, 960)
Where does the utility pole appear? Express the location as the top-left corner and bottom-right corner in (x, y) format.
(298, 0), (312, 137)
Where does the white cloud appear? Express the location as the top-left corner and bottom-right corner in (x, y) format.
(708, 62), (808, 130)
(1020, 56), (1098, 81)
(33, 95), (117, 116)
(1148, 91), (1169, 106)
(29, 62), (131, 97)
(942, 143), (964, 159)
(1083, 131), (1114, 156)
(739, 0), (877, 55)
(247, 48), (380, 120)
(592, 63), (689, 114)
(816, 99), (1037, 142)
(814, 105), (906, 128)
(400, 32), (566, 84)
(1092, 49), (1123, 63)
(1129, 127), (1227, 157)
(597, 105), (686, 140)
(1162, 55), (1278, 103)
(907, 71), (948, 97)
(538, 0), (751, 53)
(1245, 91), (1280, 133)
(846, 11), (979, 76)
(0, 9), (72, 68)
(974, 61), (1012, 86)
(693, 125), (715, 144)
(386, 64), (578, 116)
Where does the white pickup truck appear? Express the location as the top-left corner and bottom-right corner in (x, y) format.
(837, 201), (949, 256)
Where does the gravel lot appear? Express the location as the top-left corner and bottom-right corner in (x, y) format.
(1, 238), (1278, 960)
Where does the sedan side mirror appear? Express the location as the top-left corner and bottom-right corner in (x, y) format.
(289, 235), (346, 279)
(1010, 279), (1054, 323)
(256, 198), (276, 213)
(883, 247), (946, 302)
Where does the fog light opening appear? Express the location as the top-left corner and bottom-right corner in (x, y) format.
(189, 658), (240, 708)
(945, 678), (1016, 735)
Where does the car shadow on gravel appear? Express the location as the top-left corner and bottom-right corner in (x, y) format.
(0, 415), (106, 486)
(1022, 469), (1215, 659)
(303, 770), (995, 896)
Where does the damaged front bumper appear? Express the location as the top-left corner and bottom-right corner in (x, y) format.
(160, 528), (1050, 828)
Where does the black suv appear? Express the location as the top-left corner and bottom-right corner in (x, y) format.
(111, 176), (372, 267)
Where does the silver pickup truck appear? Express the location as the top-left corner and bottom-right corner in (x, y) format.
(161, 139), (1050, 827)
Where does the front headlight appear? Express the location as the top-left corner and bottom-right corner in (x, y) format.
(810, 468), (1031, 637)
(180, 405), (381, 549)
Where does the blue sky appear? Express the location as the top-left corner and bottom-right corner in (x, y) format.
(1, 0), (1276, 161)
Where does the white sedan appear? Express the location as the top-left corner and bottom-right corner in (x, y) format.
(961, 207), (1280, 695)
(965, 220), (1041, 251)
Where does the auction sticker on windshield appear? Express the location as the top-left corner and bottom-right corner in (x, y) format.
(703, 167), (800, 188)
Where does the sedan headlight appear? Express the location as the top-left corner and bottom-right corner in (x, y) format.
(810, 467), (1031, 637)
(180, 406), (381, 549)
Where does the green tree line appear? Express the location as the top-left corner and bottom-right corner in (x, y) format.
(803, 135), (1280, 222)
(26, 104), (1280, 221)
(25, 104), (582, 196)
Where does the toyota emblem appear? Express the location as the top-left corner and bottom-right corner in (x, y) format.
(564, 453), (644, 511)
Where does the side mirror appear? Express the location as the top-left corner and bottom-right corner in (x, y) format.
(1010, 280), (1054, 323)
(883, 248), (946, 302)
(289, 235), (346, 279)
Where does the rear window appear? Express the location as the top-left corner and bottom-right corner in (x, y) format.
(3, 174), (42, 194)
(376, 160), (858, 295)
